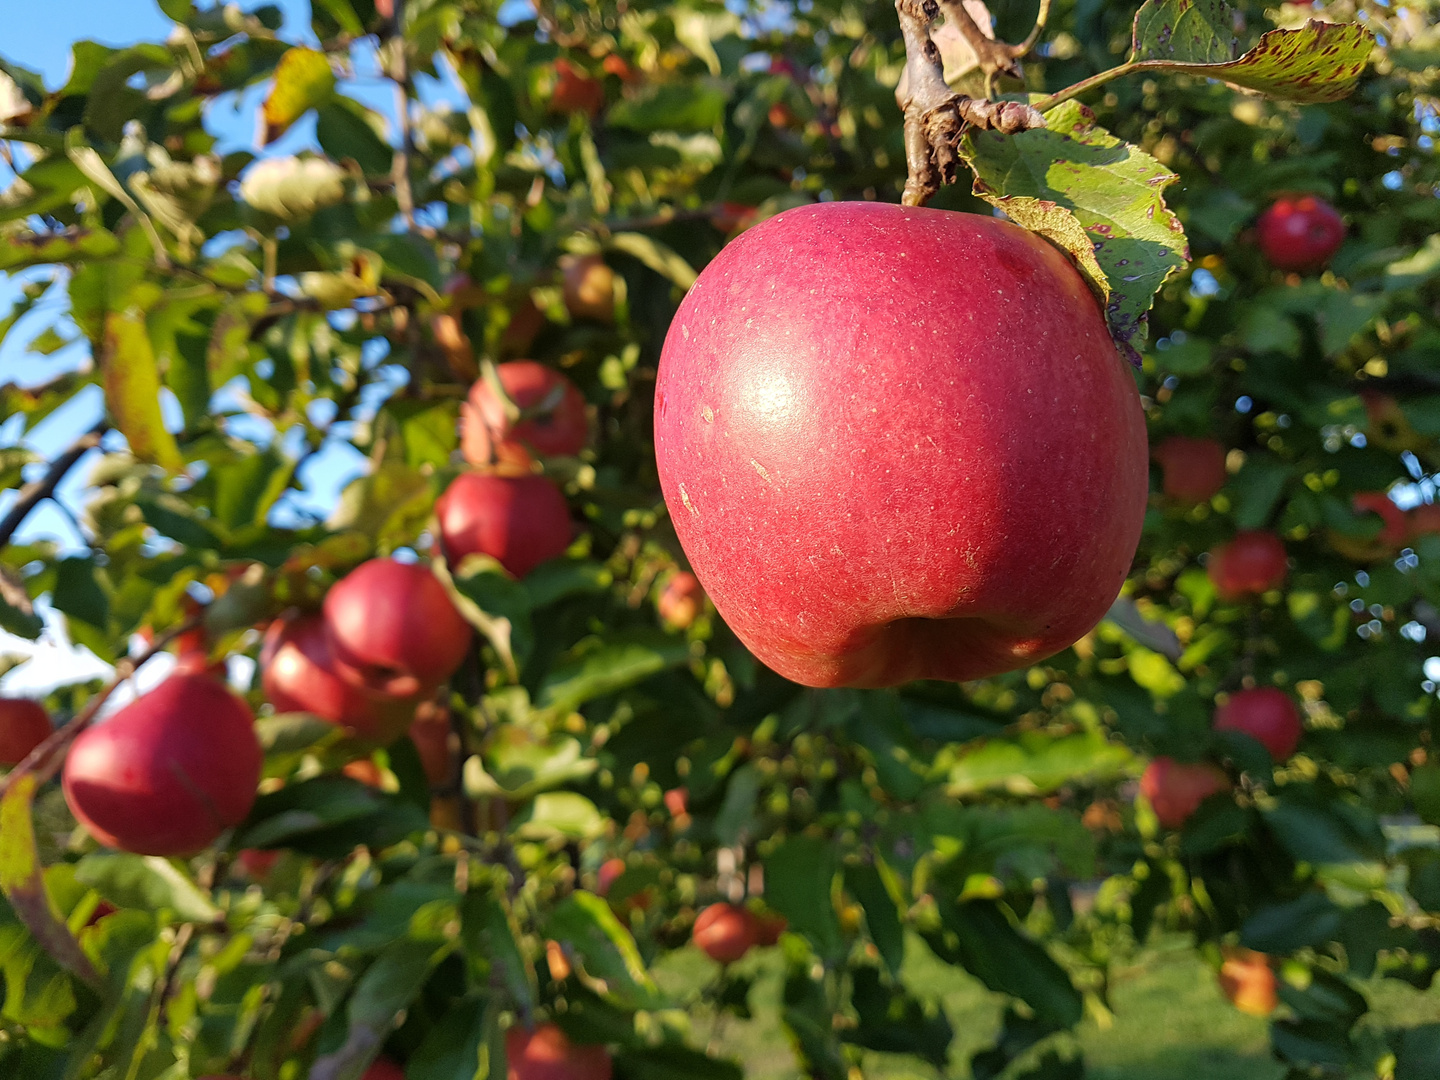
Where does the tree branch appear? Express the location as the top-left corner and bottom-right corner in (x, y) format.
(0, 419), (107, 551)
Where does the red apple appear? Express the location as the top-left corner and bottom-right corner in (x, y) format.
(1213, 687), (1303, 761)
(1411, 503), (1440, 539)
(561, 254), (615, 322)
(236, 848), (279, 880)
(343, 757), (387, 788)
(261, 614), (418, 744)
(657, 571), (704, 629)
(1352, 491), (1408, 547)
(549, 59), (604, 117)
(1256, 194), (1345, 272)
(62, 674), (262, 856)
(323, 559), (473, 698)
(0, 698), (52, 766)
(436, 472), (573, 579)
(506, 1023), (612, 1080)
(363, 1061), (407, 1080)
(601, 54), (637, 81)
(502, 296), (546, 356)
(1207, 531), (1287, 601)
(653, 202), (1148, 687)
(1153, 436), (1227, 503)
(754, 909), (787, 946)
(693, 902), (759, 963)
(409, 701), (455, 787)
(596, 857), (627, 897)
(461, 361), (588, 466)
(1218, 948), (1278, 1016)
(1139, 757), (1231, 830)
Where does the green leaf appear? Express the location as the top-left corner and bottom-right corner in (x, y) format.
(263, 47), (336, 143)
(511, 792), (605, 841)
(462, 730), (597, 800)
(608, 233), (697, 289)
(237, 776), (428, 855)
(608, 83), (728, 132)
(1263, 786), (1387, 865)
(327, 461), (434, 551)
(1394, 1024), (1440, 1080)
(239, 156), (348, 222)
(102, 311), (184, 472)
(545, 891), (663, 1008)
(1230, 454), (1290, 528)
(1240, 891), (1343, 952)
(946, 729), (1135, 796)
(1131, 0), (1236, 64)
(764, 835), (844, 961)
(461, 894), (533, 1012)
(537, 631), (690, 714)
(845, 862), (906, 978)
(386, 398), (458, 471)
(965, 101), (1188, 360)
(316, 96), (393, 175)
(614, 1044), (744, 1080)
(73, 854), (220, 923)
(407, 993), (489, 1080)
(444, 556), (533, 680)
(0, 227), (119, 271)
(846, 964), (953, 1068)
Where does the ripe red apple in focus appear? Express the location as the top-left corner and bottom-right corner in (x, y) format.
(1214, 687), (1302, 761)
(323, 559), (473, 697)
(261, 614), (418, 744)
(657, 571), (704, 629)
(0, 697), (52, 766)
(506, 1022), (612, 1080)
(1218, 948), (1278, 1016)
(461, 361), (588, 465)
(1139, 757), (1231, 830)
(436, 472), (573, 579)
(1256, 195), (1344, 272)
(693, 902), (759, 963)
(1207, 531), (1287, 601)
(653, 202), (1148, 687)
(62, 674), (262, 855)
(549, 59), (604, 117)
(1153, 436), (1227, 503)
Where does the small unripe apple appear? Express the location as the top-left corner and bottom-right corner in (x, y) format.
(1153, 436), (1227, 504)
(549, 59), (604, 117)
(1139, 757), (1231, 830)
(1207, 531), (1287, 601)
(693, 902), (759, 963)
(654, 202), (1147, 687)
(1256, 194), (1345, 272)
(62, 674), (262, 856)
(506, 1022), (613, 1080)
(561, 254), (615, 322)
(1218, 948), (1278, 1016)
(323, 560), (473, 698)
(461, 362), (588, 466)
(1213, 687), (1303, 761)
(436, 473), (573, 579)
(261, 614), (418, 744)
(0, 697), (52, 766)
(657, 571), (704, 629)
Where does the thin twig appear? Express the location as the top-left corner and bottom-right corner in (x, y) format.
(0, 419), (107, 550)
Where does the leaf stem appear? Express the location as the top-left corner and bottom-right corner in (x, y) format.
(1031, 61), (1141, 113)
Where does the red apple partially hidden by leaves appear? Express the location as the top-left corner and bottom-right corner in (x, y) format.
(1153, 436), (1227, 503)
(409, 701), (455, 787)
(1353, 491), (1408, 547)
(1207, 531), (1287, 601)
(1218, 948), (1278, 1016)
(1256, 194), (1345, 272)
(324, 559), (473, 697)
(561, 254), (615, 322)
(596, 857), (627, 896)
(0, 697), (52, 765)
(657, 571), (704, 629)
(1214, 687), (1303, 761)
(437, 472), (573, 579)
(1139, 757), (1231, 830)
(653, 202), (1148, 687)
(506, 1022), (613, 1080)
(62, 674), (262, 856)
(261, 614), (418, 744)
(549, 59), (604, 117)
(461, 361), (588, 466)
(693, 902), (759, 963)
(237, 848), (279, 880)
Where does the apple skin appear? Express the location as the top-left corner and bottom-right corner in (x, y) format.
(1139, 757), (1231, 830)
(596, 857), (627, 896)
(323, 559), (473, 698)
(62, 674), (262, 856)
(506, 1023), (612, 1080)
(461, 362), (588, 465)
(1214, 687), (1303, 761)
(362, 1061), (407, 1080)
(260, 614), (419, 744)
(1207, 531), (1287, 601)
(657, 571), (704, 629)
(653, 202), (1148, 688)
(1218, 948), (1278, 1016)
(1153, 436), (1227, 503)
(409, 701), (455, 787)
(561, 254), (615, 322)
(693, 902), (759, 963)
(550, 59), (604, 117)
(0, 698), (52, 766)
(1411, 503), (1440, 539)
(1256, 195), (1345, 272)
(436, 473), (573, 579)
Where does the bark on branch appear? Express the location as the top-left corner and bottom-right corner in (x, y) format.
(0, 419), (108, 551)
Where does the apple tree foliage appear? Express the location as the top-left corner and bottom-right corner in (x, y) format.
(0, 0), (1436, 1076)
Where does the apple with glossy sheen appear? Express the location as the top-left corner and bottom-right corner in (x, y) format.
(62, 674), (262, 856)
(1139, 757), (1231, 830)
(506, 1022), (612, 1080)
(436, 472), (573, 579)
(261, 614), (419, 744)
(0, 697), (52, 766)
(461, 361), (588, 465)
(1256, 194), (1345, 272)
(323, 559), (473, 697)
(654, 202), (1148, 687)
(1207, 530), (1287, 601)
(1214, 687), (1303, 761)
(1153, 435), (1227, 503)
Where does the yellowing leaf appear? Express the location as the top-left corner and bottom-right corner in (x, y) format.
(262, 48), (336, 143)
(102, 310), (184, 471)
